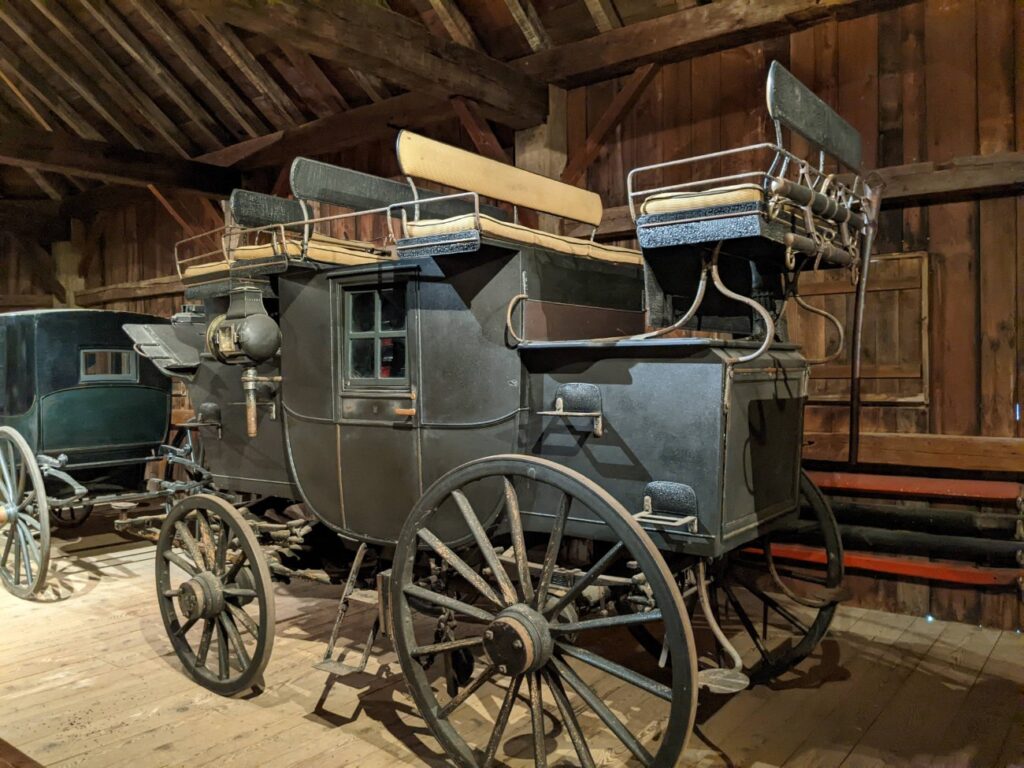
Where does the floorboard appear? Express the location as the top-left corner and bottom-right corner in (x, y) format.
(1, 516), (1021, 767)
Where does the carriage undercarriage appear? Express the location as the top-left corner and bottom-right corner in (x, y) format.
(113, 60), (879, 766)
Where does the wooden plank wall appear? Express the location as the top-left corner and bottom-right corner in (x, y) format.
(570, 0), (1022, 630)
(573, 0), (1022, 446)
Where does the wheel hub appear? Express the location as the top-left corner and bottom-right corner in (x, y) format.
(483, 604), (553, 676)
(177, 571), (225, 621)
(0, 504), (10, 525)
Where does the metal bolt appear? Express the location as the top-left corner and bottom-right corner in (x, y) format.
(512, 639), (523, 650)
(484, 630), (494, 641)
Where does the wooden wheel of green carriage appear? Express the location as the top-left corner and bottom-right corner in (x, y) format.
(155, 494), (275, 696)
(391, 454), (698, 768)
(0, 426), (50, 598)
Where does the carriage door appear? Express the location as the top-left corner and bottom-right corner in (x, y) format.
(335, 280), (420, 543)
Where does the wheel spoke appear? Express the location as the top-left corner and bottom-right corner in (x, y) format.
(216, 620), (230, 679)
(451, 490), (517, 606)
(535, 493), (570, 609)
(732, 573), (811, 634)
(551, 656), (654, 766)
(527, 672), (547, 768)
(226, 602), (259, 637)
(542, 668), (595, 768)
(720, 582), (773, 665)
(438, 663), (496, 719)
(503, 478), (534, 604)
(163, 549), (199, 577)
(223, 587), (258, 599)
(1, 527), (13, 568)
(174, 521), (205, 572)
(0, 446), (17, 505)
(544, 542), (624, 620)
(411, 635), (483, 658)
(175, 616), (199, 637)
(556, 642), (671, 701)
(195, 512), (217, 570)
(417, 528), (503, 609)
(220, 613), (251, 670)
(18, 526), (33, 584)
(223, 549), (248, 584)
(550, 609), (663, 635)
(403, 583), (495, 623)
(482, 675), (522, 768)
(12, 531), (21, 585)
(215, 526), (229, 573)
(195, 620), (214, 669)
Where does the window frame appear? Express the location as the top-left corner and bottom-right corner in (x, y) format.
(342, 286), (409, 390)
(79, 348), (139, 383)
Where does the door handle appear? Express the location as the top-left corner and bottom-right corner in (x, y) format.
(393, 407), (416, 417)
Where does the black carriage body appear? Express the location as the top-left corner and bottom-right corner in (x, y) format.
(238, 241), (806, 556)
(0, 309), (171, 489)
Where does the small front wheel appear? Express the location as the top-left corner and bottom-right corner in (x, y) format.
(0, 426), (50, 598)
(155, 494), (275, 696)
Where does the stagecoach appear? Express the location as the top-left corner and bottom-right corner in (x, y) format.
(127, 62), (879, 766)
(0, 309), (204, 598)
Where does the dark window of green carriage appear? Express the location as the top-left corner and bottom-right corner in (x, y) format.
(344, 287), (407, 386)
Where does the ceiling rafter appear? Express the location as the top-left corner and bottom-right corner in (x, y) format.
(503, 0), (551, 52)
(426, 0), (485, 51)
(79, 0), (226, 151)
(0, 1), (152, 149)
(275, 45), (350, 116)
(27, 0), (194, 158)
(190, 12), (306, 130)
(185, 0), (547, 127)
(126, 0), (269, 140)
(0, 89), (70, 200)
(517, 0), (918, 87)
(582, 0), (623, 33)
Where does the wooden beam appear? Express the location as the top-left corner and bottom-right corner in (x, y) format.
(0, 39), (104, 140)
(127, 0), (268, 139)
(803, 431), (1024, 474)
(0, 127), (241, 197)
(503, 0), (551, 52)
(184, 0), (547, 127)
(560, 63), (659, 185)
(277, 46), (350, 116)
(76, 274), (185, 308)
(60, 186), (153, 220)
(79, 0), (226, 150)
(27, 0), (194, 157)
(427, 0), (485, 50)
(451, 97), (510, 163)
(583, 0), (623, 33)
(873, 151), (1024, 207)
(203, 91), (446, 170)
(0, 1), (151, 148)
(574, 151), (1024, 240)
(190, 14), (305, 130)
(516, 0), (916, 87)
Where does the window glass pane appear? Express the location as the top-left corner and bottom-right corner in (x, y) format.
(379, 337), (406, 379)
(350, 291), (375, 333)
(80, 349), (136, 381)
(349, 338), (375, 378)
(380, 288), (406, 331)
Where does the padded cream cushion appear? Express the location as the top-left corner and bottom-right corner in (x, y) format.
(405, 214), (640, 266)
(397, 131), (604, 227)
(182, 233), (392, 280)
(641, 183), (764, 215)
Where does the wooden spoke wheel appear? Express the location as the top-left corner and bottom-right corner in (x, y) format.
(156, 494), (275, 696)
(0, 426), (50, 599)
(715, 470), (844, 684)
(391, 454), (697, 768)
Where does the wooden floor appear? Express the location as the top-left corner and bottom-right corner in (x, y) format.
(1, 517), (1022, 768)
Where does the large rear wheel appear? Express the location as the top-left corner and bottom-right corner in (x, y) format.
(391, 454), (697, 767)
(0, 427), (50, 598)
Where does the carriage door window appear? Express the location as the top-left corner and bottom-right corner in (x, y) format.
(80, 349), (138, 382)
(345, 287), (407, 384)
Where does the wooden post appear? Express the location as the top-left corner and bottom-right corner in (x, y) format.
(515, 86), (568, 233)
